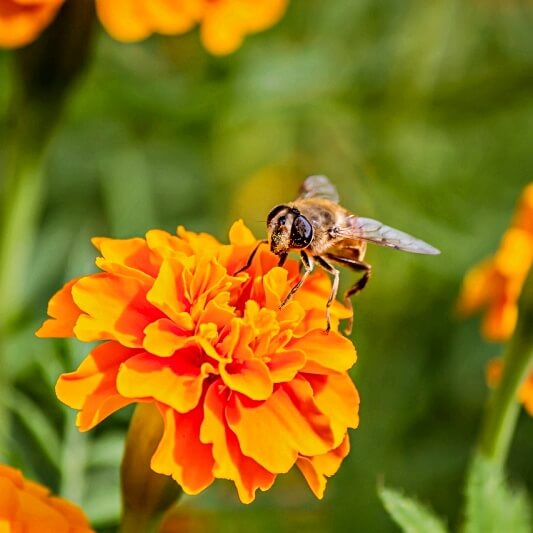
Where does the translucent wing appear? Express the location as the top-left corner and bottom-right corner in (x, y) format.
(298, 175), (339, 203)
(339, 216), (440, 255)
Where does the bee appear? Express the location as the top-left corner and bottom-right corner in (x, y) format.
(236, 176), (440, 334)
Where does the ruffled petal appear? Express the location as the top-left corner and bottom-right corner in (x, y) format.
(226, 378), (335, 473)
(36, 279), (82, 338)
(151, 403), (215, 495)
(297, 434), (350, 499)
(143, 318), (190, 357)
(55, 342), (137, 431)
(228, 219), (256, 246)
(267, 349), (306, 383)
(73, 273), (161, 347)
(146, 257), (193, 325)
(220, 358), (273, 400)
(290, 330), (357, 374)
(305, 373), (359, 444)
(116, 351), (215, 413)
(92, 236), (160, 278)
(200, 383), (275, 503)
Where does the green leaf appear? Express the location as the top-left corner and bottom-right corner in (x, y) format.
(6, 390), (61, 470)
(379, 486), (449, 533)
(464, 455), (531, 533)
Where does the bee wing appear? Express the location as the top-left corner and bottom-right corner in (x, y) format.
(339, 216), (440, 255)
(298, 175), (340, 203)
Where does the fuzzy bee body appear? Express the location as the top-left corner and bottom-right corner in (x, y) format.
(238, 176), (440, 334)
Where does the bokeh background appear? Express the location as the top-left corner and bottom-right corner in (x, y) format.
(1, 0), (533, 531)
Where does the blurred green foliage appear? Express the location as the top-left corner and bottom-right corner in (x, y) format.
(1, 0), (533, 531)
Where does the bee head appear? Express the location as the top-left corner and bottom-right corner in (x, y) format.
(266, 205), (314, 255)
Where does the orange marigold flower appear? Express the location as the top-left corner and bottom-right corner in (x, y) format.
(0, 0), (64, 48)
(37, 221), (359, 503)
(0, 464), (93, 532)
(95, 0), (288, 55)
(457, 184), (533, 342)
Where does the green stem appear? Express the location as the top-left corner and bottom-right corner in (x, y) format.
(478, 267), (533, 467)
(120, 403), (181, 533)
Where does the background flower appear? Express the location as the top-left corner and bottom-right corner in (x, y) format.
(0, 0), (288, 54)
(458, 183), (533, 415)
(0, 464), (93, 532)
(0, 0), (64, 48)
(37, 221), (358, 503)
(458, 184), (533, 341)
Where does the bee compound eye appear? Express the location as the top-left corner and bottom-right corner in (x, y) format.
(290, 215), (313, 248)
(267, 205), (289, 226)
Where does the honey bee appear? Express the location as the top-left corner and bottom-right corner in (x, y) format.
(237, 176), (440, 334)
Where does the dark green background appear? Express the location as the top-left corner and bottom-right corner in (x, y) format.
(1, 0), (533, 531)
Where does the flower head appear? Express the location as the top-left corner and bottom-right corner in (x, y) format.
(96, 0), (288, 55)
(0, 0), (64, 48)
(457, 184), (533, 341)
(458, 183), (533, 416)
(37, 221), (358, 503)
(0, 0), (288, 54)
(0, 464), (93, 532)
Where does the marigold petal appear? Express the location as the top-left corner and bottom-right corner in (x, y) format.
(146, 257), (194, 324)
(143, 318), (190, 357)
(0, 464), (24, 488)
(200, 383), (276, 503)
(262, 267), (290, 309)
(139, 0), (197, 35)
(0, 476), (18, 519)
(218, 318), (254, 360)
(36, 279), (82, 338)
(15, 491), (73, 532)
(200, 0), (287, 55)
(197, 292), (236, 328)
(276, 301), (305, 330)
(92, 236), (160, 278)
(296, 434), (350, 499)
(145, 229), (191, 260)
(291, 330), (357, 374)
(457, 259), (497, 316)
(116, 351), (215, 413)
(305, 373), (360, 444)
(47, 496), (94, 530)
(151, 404), (215, 495)
(177, 226), (222, 258)
(0, 0), (63, 49)
(233, 0), (288, 33)
(56, 342), (137, 431)
(494, 228), (533, 277)
(188, 258), (234, 319)
(226, 378), (335, 473)
(267, 349), (306, 383)
(482, 300), (517, 342)
(228, 220), (256, 246)
(95, 0), (151, 41)
(73, 273), (160, 347)
(220, 358), (273, 400)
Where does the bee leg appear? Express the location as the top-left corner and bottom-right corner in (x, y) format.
(279, 251), (314, 309)
(234, 240), (268, 275)
(325, 254), (372, 335)
(315, 256), (340, 334)
(277, 253), (288, 267)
